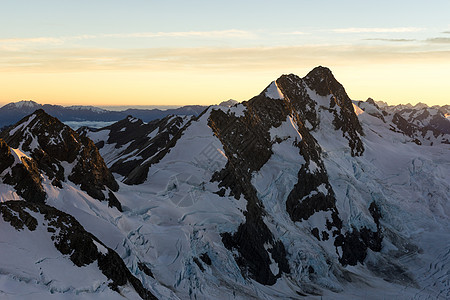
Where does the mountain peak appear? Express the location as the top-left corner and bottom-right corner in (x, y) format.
(0, 109), (121, 209)
(307, 65), (333, 77)
(218, 99), (239, 107)
(303, 66), (341, 97)
(3, 100), (41, 109)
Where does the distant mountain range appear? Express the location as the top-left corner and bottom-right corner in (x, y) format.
(0, 100), (207, 129)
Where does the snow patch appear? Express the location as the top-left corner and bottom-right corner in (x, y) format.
(265, 81), (284, 100)
(93, 240), (108, 255)
(352, 103), (365, 116)
(85, 129), (110, 144)
(10, 148), (31, 163)
(227, 103), (247, 117)
(67, 105), (106, 113)
(9, 114), (36, 136)
(269, 116), (302, 141)
(8, 100), (39, 109)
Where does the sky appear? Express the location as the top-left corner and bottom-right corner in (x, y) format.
(1, 0), (450, 107)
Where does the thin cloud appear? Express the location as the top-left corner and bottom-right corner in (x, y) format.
(0, 35), (98, 51)
(103, 29), (254, 39)
(0, 35), (97, 44)
(427, 37), (450, 43)
(281, 31), (308, 35)
(365, 38), (416, 42)
(443, 31), (450, 34)
(0, 30), (255, 50)
(333, 27), (422, 33)
(0, 37), (63, 44)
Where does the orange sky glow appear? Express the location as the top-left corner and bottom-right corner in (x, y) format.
(1, 1), (449, 107)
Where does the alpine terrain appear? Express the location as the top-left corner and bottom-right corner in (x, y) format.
(0, 66), (449, 299)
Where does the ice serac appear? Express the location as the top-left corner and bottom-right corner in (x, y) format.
(0, 109), (121, 210)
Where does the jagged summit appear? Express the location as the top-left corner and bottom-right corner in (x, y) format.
(261, 67), (365, 156)
(303, 66), (340, 96)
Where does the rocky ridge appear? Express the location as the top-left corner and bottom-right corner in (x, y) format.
(0, 200), (156, 299)
(79, 114), (190, 180)
(0, 109), (121, 210)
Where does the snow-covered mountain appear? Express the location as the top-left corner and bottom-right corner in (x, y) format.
(374, 100), (450, 135)
(1, 66), (449, 299)
(0, 111), (161, 298)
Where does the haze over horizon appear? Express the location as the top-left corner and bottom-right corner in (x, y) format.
(1, 1), (449, 107)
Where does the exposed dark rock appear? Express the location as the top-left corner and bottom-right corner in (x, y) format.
(392, 113), (417, 136)
(1, 139), (46, 204)
(67, 135), (119, 199)
(3, 158), (46, 204)
(332, 202), (383, 266)
(200, 253), (212, 265)
(311, 228), (320, 240)
(124, 113), (200, 185)
(79, 114), (191, 180)
(138, 262), (154, 278)
(334, 226), (382, 266)
(286, 162), (336, 222)
(0, 139), (14, 173)
(0, 201), (38, 231)
(193, 257), (205, 272)
(369, 202), (381, 228)
(106, 190), (122, 211)
(382, 104), (450, 144)
(366, 98), (379, 109)
(210, 96), (291, 285)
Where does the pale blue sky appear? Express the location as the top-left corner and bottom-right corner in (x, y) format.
(1, 1), (449, 106)
(2, 1), (449, 46)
